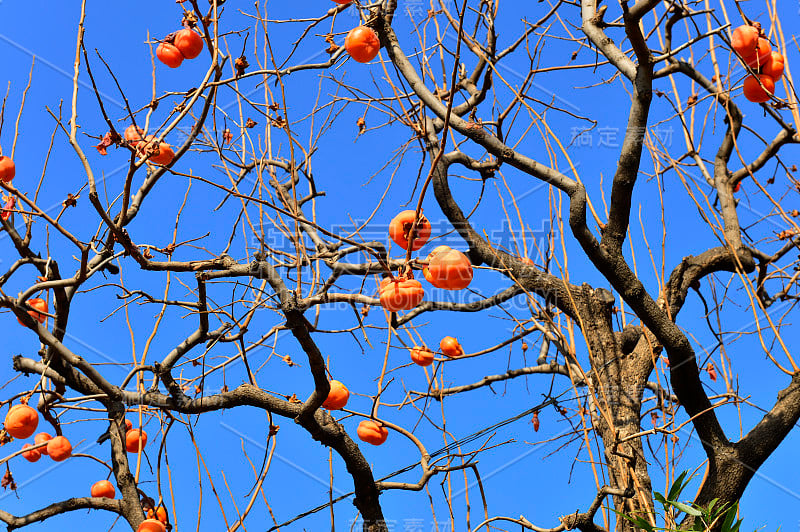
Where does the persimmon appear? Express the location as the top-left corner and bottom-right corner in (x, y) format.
(126, 428), (148, 453)
(389, 210), (431, 251)
(124, 125), (145, 147)
(4, 404), (39, 439)
(410, 346), (434, 367)
(174, 29), (204, 60)
(439, 336), (464, 358)
(322, 380), (350, 410)
(743, 74), (774, 103)
(139, 136), (175, 166)
(34, 433), (52, 455)
(0, 156), (15, 183)
(156, 43), (183, 68)
(17, 298), (48, 326)
(425, 248), (473, 290)
(379, 277), (424, 311)
(422, 245), (450, 284)
(21, 443), (41, 463)
(356, 420), (388, 445)
(345, 26), (380, 63)
(147, 506), (168, 523)
(762, 51), (785, 80)
(137, 519), (167, 532)
(731, 25), (759, 58)
(743, 38), (771, 68)
(47, 435), (72, 461)
(91, 480), (116, 498)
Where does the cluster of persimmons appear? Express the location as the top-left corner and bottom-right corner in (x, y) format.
(323, 210), (472, 446)
(4, 406), (164, 531)
(731, 23), (785, 103)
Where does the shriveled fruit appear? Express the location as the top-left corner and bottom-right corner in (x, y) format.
(322, 380), (350, 410)
(439, 336), (464, 358)
(34, 433), (52, 455)
(731, 25), (759, 58)
(425, 248), (473, 290)
(125, 419), (133, 431)
(345, 26), (380, 63)
(410, 346), (434, 367)
(743, 74), (774, 103)
(47, 435), (72, 461)
(137, 519), (167, 532)
(0, 156), (15, 183)
(156, 43), (183, 68)
(174, 29), (204, 59)
(762, 51), (785, 80)
(356, 419), (388, 445)
(4, 405), (39, 439)
(379, 277), (424, 312)
(91, 480), (116, 498)
(388, 210), (431, 251)
(126, 429), (148, 453)
(17, 298), (48, 326)
(21, 443), (41, 463)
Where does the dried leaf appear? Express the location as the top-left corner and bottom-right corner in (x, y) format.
(222, 128), (233, 144)
(95, 131), (119, 156)
(1, 196), (15, 221)
(245, 118), (257, 128)
(235, 55), (249, 77)
(531, 411), (540, 432)
(1, 470), (15, 490)
(62, 193), (79, 208)
(707, 362), (717, 382)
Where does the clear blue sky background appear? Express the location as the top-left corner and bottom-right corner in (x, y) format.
(2, 1), (799, 531)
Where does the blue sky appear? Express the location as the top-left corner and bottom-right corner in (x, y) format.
(2, 1), (800, 531)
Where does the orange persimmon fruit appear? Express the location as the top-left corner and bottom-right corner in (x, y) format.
(410, 346), (434, 367)
(47, 435), (72, 461)
(4, 404), (39, 439)
(731, 25), (759, 58)
(743, 38), (771, 68)
(356, 420), (388, 445)
(439, 336), (464, 358)
(91, 480), (116, 498)
(424, 248), (473, 290)
(388, 210), (431, 251)
(345, 26), (380, 63)
(17, 298), (48, 326)
(743, 74), (774, 103)
(21, 443), (41, 462)
(124, 125), (145, 147)
(762, 51), (785, 80)
(137, 519), (167, 532)
(156, 43), (183, 68)
(126, 429), (147, 453)
(379, 277), (424, 312)
(322, 380), (350, 410)
(0, 156), (15, 184)
(174, 29), (204, 59)
(34, 433), (52, 455)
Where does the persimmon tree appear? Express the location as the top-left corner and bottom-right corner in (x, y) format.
(1, 0), (799, 531)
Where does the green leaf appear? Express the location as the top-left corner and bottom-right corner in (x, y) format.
(654, 492), (667, 505)
(668, 471), (690, 501)
(611, 509), (655, 532)
(668, 500), (703, 517)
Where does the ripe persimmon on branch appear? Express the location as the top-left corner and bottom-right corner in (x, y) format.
(1, 0), (800, 531)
